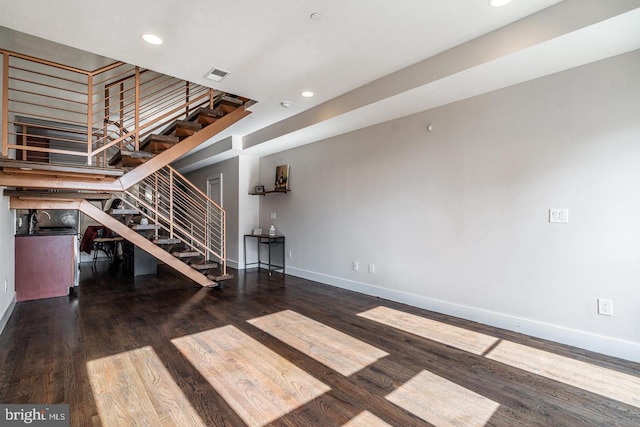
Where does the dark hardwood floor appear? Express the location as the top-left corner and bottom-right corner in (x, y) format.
(1, 261), (639, 426)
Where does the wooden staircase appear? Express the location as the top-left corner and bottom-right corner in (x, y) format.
(108, 96), (244, 169)
(0, 51), (252, 287)
(108, 206), (231, 284)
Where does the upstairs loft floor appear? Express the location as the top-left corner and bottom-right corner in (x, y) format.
(0, 262), (639, 426)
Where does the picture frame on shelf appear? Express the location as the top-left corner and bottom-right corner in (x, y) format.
(255, 185), (265, 194)
(275, 164), (289, 191)
(252, 228), (263, 235)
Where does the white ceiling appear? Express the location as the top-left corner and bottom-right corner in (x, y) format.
(1, 0), (639, 172)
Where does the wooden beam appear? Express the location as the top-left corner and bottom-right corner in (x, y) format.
(0, 159), (124, 176)
(4, 190), (112, 200)
(2, 168), (107, 180)
(10, 197), (82, 210)
(0, 172), (123, 191)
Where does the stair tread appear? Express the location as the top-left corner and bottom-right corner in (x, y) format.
(120, 149), (155, 158)
(194, 107), (223, 118)
(130, 223), (161, 230)
(110, 208), (139, 215)
(140, 134), (180, 154)
(172, 250), (201, 258)
(110, 149), (155, 167)
(142, 134), (180, 143)
(162, 120), (202, 134)
(153, 238), (182, 245)
(207, 273), (233, 281)
(217, 95), (244, 107)
(189, 260), (219, 270)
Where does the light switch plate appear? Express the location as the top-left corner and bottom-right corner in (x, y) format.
(549, 209), (569, 223)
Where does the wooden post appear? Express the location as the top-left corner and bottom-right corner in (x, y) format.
(20, 124), (27, 160)
(222, 209), (227, 276)
(2, 52), (9, 158)
(103, 87), (109, 167)
(169, 168), (174, 239)
(185, 81), (190, 117)
(119, 82), (124, 147)
(154, 173), (159, 239)
(134, 67), (140, 151)
(86, 74), (93, 165)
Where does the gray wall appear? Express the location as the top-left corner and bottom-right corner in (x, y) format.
(184, 155), (260, 268)
(0, 188), (16, 334)
(257, 50), (640, 362)
(185, 156), (241, 266)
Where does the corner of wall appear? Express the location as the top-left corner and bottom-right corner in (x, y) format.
(0, 187), (17, 335)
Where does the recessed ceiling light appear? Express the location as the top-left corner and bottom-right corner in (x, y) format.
(489, 0), (512, 6)
(301, 91), (314, 98)
(310, 13), (322, 21)
(280, 101), (292, 108)
(142, 33), (163, 45)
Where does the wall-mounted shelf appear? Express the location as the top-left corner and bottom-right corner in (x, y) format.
(249, 189), (291, 196)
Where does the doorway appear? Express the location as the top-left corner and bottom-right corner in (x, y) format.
(206, 174), (223, 262)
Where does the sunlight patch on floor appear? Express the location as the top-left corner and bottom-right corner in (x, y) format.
(358, 306), (499, 355)
(87, 346), (206, 426)
(486, 340), (640, 408)
(172, 325), (330, 427)
(342, 410), (393, 426)
(361, 305), (640, 409)
(387, 370), (499, 427)
(248, 309), (389, 376)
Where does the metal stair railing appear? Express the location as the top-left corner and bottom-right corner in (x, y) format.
(1, 48), (222, 167)
(120, 165), (227, 275)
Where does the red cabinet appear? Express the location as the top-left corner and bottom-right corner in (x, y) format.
(15, 234), (74, 302)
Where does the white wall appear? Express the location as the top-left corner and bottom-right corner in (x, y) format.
(257, 50), (640, 362)
(185, 155), (261, 269)
(237, 155), (260, 268)
(0, 188), (16, 333)
(186, 157), (241, 266)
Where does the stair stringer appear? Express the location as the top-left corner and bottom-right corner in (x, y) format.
(10, 197), (217, 287)
(80, 201), (217, 287)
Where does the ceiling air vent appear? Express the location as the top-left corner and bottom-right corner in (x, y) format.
(204, 67), (230, 82)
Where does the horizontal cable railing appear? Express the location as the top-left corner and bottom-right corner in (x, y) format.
(1, 49), (220, 167)
(121, 165), (227, 275)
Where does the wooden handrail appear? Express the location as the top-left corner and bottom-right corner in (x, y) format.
(0, 49), (93, 75)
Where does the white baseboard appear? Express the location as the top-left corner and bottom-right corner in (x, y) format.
(287, 267), (640, 363)
(0, 293), (16, 336)
(227, 259), (239, 270)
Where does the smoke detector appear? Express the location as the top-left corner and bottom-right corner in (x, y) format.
(204, 67), (230, 82)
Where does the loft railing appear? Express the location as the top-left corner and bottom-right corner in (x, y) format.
(120, 165), (227, 276)
(1, 49), (219, 167)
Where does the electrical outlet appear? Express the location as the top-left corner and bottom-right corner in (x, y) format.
(270, 212), (277, 219)
(368, 263), (375, 274)
(287, 250), (292, 259)
(597, 298), (613, 316)
(352, 261), (358, 271)
(4, 278), (7, 292)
